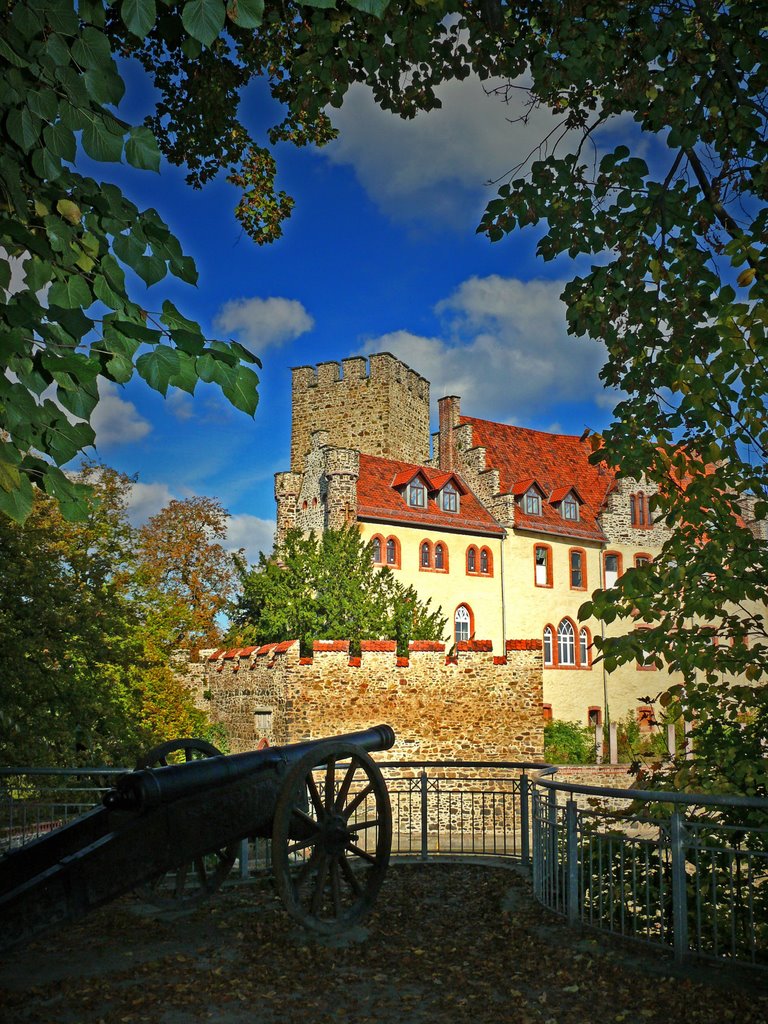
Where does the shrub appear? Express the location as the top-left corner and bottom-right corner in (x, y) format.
(544, 720), (597, 764)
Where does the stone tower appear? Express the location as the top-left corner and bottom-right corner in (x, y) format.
(289, 353), (430, 473)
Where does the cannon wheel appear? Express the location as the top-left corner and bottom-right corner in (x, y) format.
(272, 740), (392, 934)
(134, 738), (238, 909)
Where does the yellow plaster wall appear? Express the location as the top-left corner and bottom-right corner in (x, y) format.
(357, 522), (504, 650)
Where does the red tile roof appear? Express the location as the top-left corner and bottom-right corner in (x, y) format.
(357, 453), (504, 537)
(460, 417), (614, 542)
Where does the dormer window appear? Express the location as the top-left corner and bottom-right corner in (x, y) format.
(562, 494), (579, 521)
(441, 483), (458, 513)
(524, 488), (541, 516)
(408, 478), (426, 508)
(409, 479), (428, 512)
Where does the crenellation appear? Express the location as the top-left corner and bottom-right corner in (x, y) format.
(189, 640), (543, 760)
(290, 353), (430, 473)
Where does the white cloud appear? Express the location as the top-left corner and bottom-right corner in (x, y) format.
(125, 480), (175, 525)
(325, 75), (575, 226)
(362, 276), (608, 423)
(90, 381), (152, 447)
(214, 297), (314, 351)
(226, 513), (275, 565)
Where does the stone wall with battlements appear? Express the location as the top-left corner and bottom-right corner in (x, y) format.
(290, 354), (430, 474)
(192, 638), (544, 761)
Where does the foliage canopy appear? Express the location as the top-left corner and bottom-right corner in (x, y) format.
(0, 466), (228, 765)
(231, 526), (447, 656)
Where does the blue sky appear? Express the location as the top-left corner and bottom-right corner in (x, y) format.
(85, 67), (626, 563)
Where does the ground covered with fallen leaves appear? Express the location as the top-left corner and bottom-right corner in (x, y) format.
(1, 864), (765, 1024)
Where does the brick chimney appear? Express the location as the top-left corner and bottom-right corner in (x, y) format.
(438, 396), (461, 472)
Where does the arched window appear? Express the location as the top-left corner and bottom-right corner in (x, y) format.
(579, 627), (591, 667)
(466, 546), (477, 573)
(454, 605), (471, 643)
(557, 619), (576, 666)
(569, 548), (586, 590)
(480, 549), (489, 574)
(386, 537), (397, 566)
(543, 626), (554, 666)
(409, 479), (426, 508)
(441, 484), (458, 513)
(435, 543), (445, 570)
(371, 537), (382, 564)
(420, 541), (431, 568)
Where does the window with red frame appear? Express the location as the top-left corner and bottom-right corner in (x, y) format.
(604, 551), (622, 588)
(631, 491), (653, 528)
(434, 542), (446, 570)
(534, 544), (552, 587)
(637, 705), (655, 730)
(466, 546), (477, 574)
(371, 536), (382, 564)
(579, 627), (591, 667)
(454, 604), (472, 643)
(587, 707), (602, 727)
(420, 541), (431, 568)
(569, 548), (586, 590)
(386, 537), (399, 567)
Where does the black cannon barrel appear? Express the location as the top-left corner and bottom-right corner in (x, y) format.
(104, 724), (396, 812)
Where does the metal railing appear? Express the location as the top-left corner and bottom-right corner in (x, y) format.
(532, 776), (768, 971)
(2, 760), (766, 972)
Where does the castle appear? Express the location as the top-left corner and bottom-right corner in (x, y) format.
(273, 352), (675, 728)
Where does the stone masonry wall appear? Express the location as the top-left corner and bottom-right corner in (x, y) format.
(290, 354), (430, 474)
(599, 475), (672, 547)
(193, 638), (544, 761)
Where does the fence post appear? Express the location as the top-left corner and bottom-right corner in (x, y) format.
(594, 723), (603, 764)
(520, 773), (530, 866)
(666, 724), (676, 758)
(670, 811), (689, 964)
(547, 787), (558, 905)
(566, 799), (579, 925)
(420, 769), (429, 862)
(239, 838), (249, 880)
(609, 722), (618, 764)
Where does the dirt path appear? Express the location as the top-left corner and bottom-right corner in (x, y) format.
(1, 864), (765, 1024)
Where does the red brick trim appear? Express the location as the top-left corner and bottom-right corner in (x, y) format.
(506, 639), (543, 651)
(568, 546), (588, 591)
(360, 640), (397, 652)
(493, 656), (507, 665)
(457, 639), (493, 652)
(533, 543), (553, 588)
(348, 657), (362, 667)
(313, 640), (350, 653)
(396, 656), (409, 667)
(409, 640), (446, 652)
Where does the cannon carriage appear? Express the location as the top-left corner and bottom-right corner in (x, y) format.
(0, 725), (395, 950)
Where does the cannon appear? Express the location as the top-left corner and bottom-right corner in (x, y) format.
(0, 725), (395, 950)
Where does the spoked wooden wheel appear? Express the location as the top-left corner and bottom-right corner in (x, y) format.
(272, 740), (392, 934)
(134, 738), (238, 909)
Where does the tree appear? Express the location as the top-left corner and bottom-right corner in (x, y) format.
(136, 496), (238, 653)
(0, 466), (216, 765)
(231, 526), (447, 655)
(0, 0), (261, 524)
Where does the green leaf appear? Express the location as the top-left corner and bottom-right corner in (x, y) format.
(71, 27), (112, 69)
(27, 89), (58, 122)
(227, 0), (263, 28)
(0, 474), (34, 523)
(82, 117), (125, 163)
(84, 65), (126, 106)
(0, 445), (21, 493)
(168, 351), (199, 394)
(48, 276), (92, 309)
(135, 253), (167, 286)
(181, 0), (225, 45)
(105, 351), (134, 383)
(221, 364), (259, 415)
(43, 121), (76, 162)
(347, 0), (389, 13)
(122, 0), (157, 36)
(125, 126), (161, 172)
(24, 258), (53, 294)
(7, 107), (42, 152)
(136, 346), (182, 395)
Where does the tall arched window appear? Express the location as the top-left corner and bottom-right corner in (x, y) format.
(420, 541), (431, 568)
(371, 537), (382, 563)
(386, 538), (397, 565)
(435, 543), (445, 570)
(480, 549), (488, 574)
(557, 619), (576, 666)
(543, 626), (554, 666)
(466, 546), (477, 573)
(579, 627), (591, 667)
(454, 605), (471, 643)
